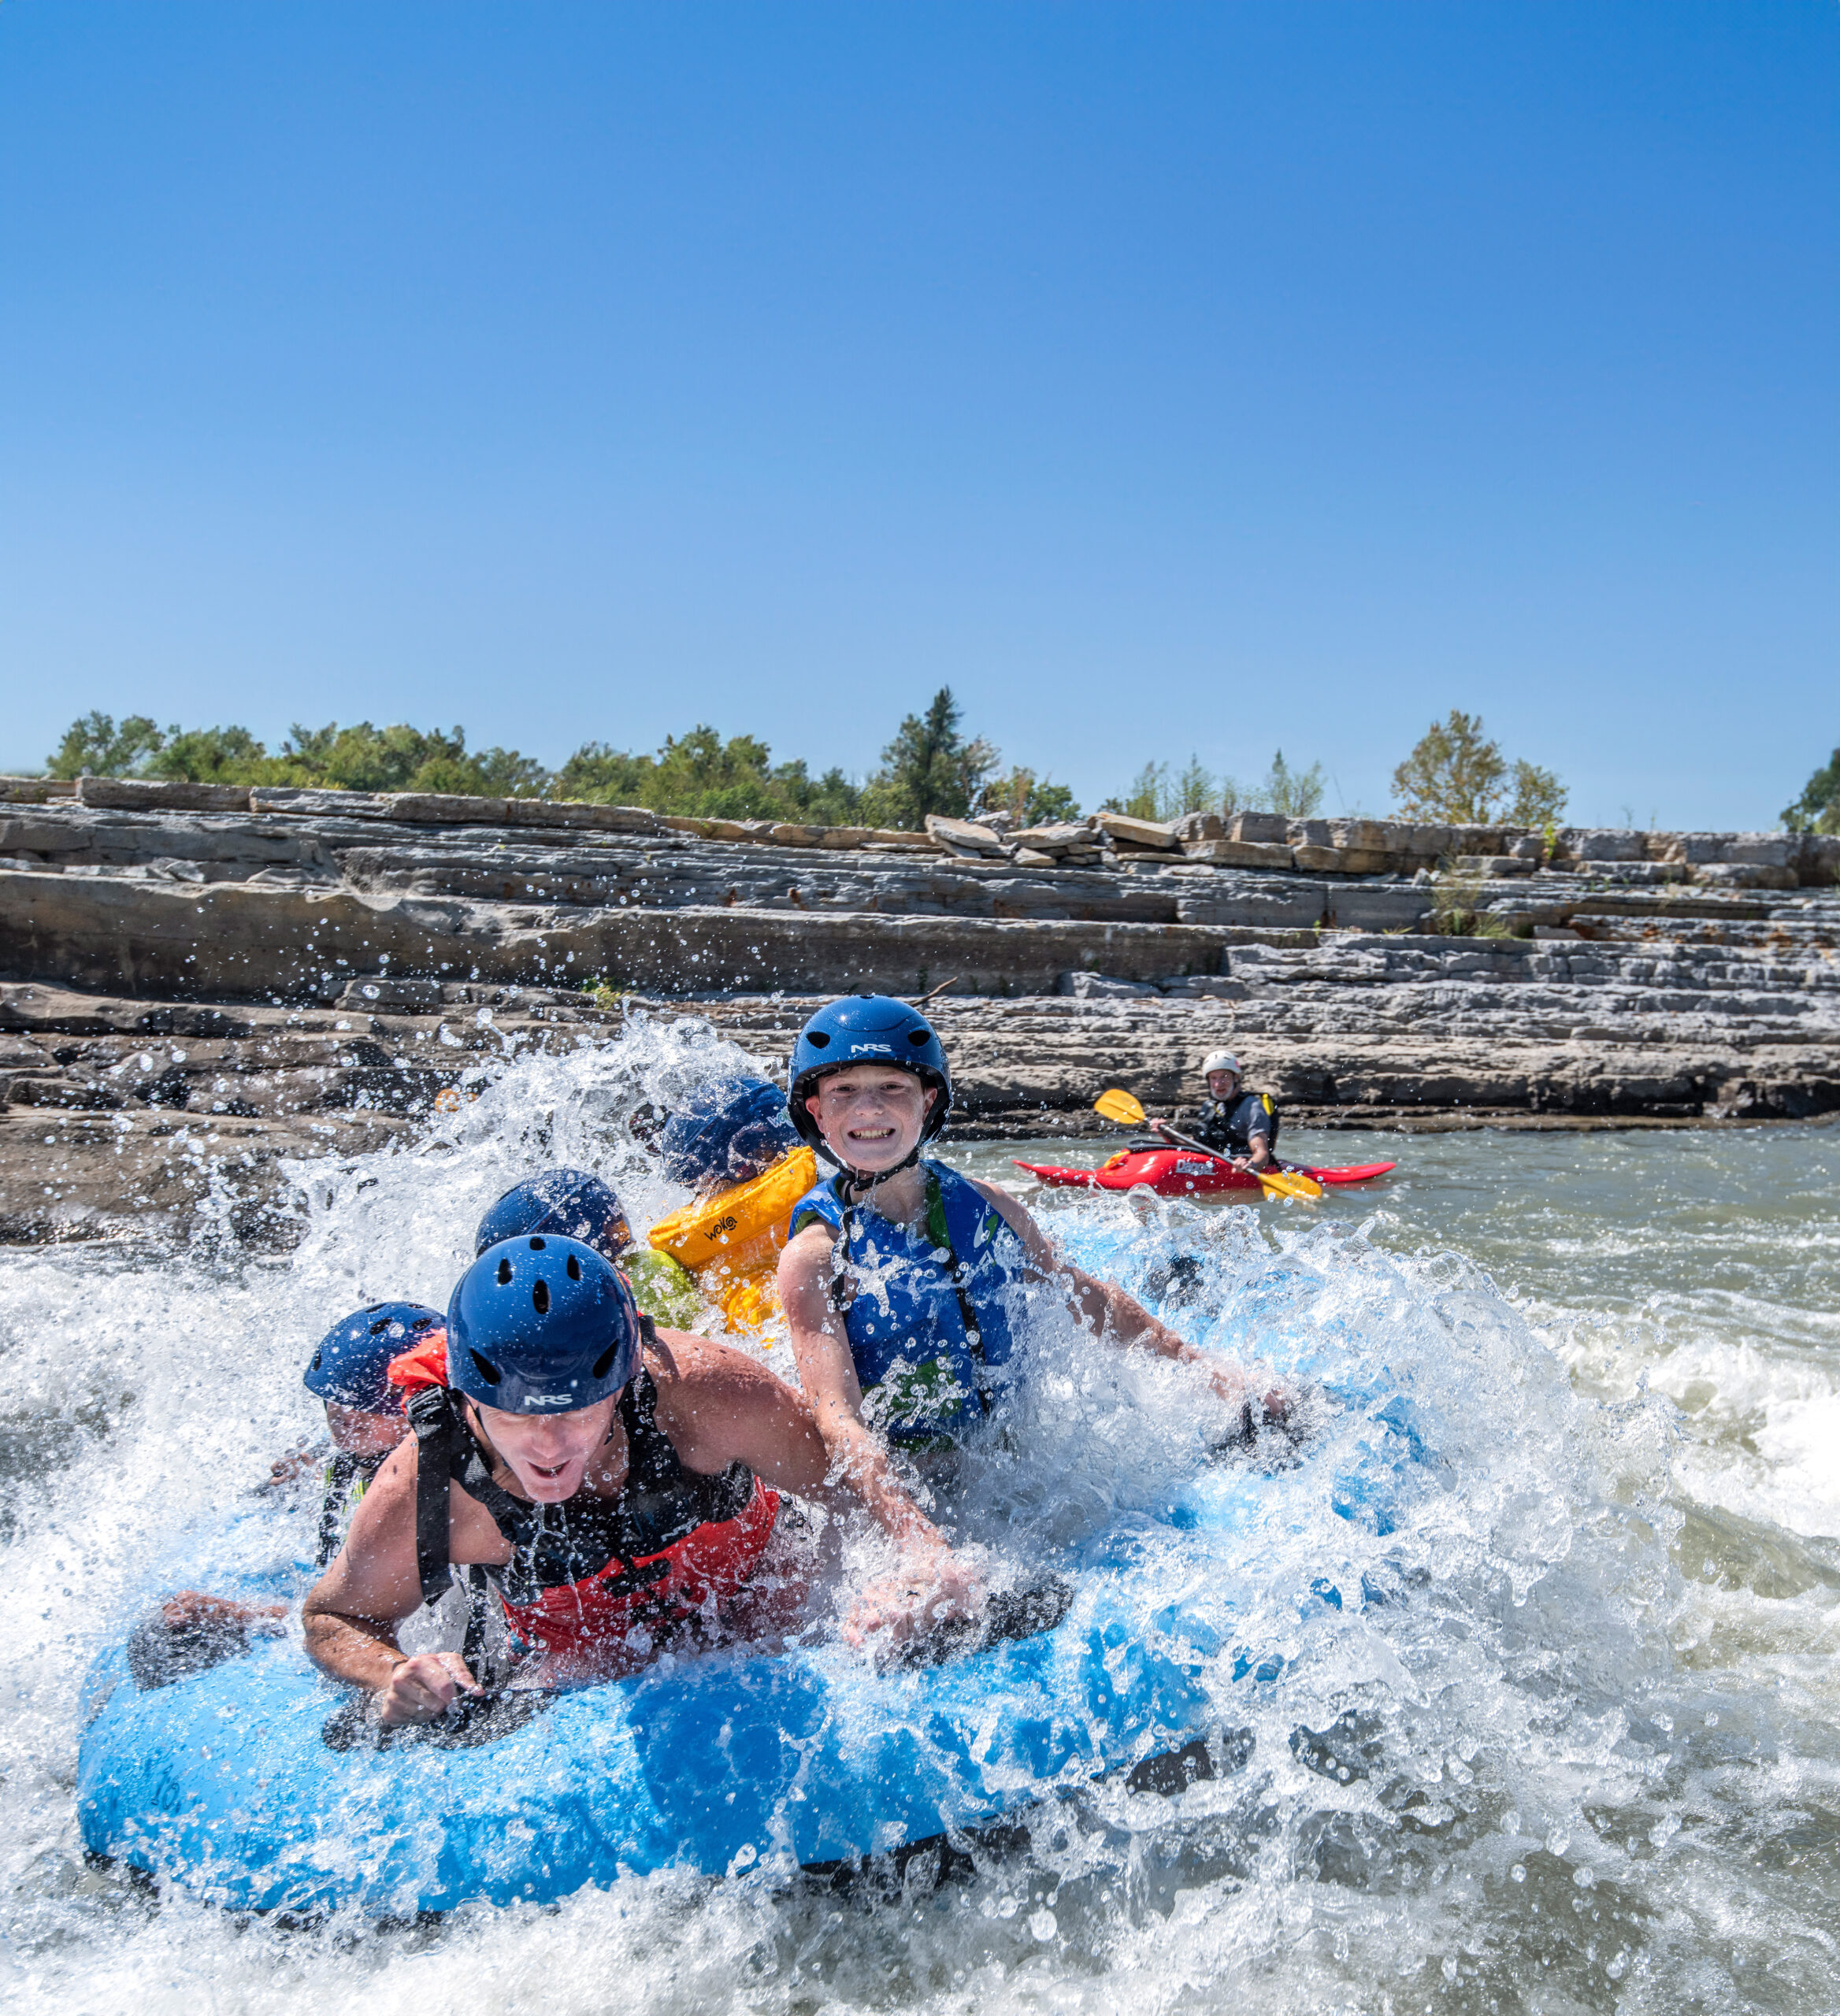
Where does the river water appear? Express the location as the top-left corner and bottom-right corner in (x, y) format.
(2, 1014), (1835, 2014)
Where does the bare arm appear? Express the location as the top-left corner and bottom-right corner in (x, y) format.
(302, 1439), (482, 1723)
(774, 1228), (951, 1554)
(970, 1177), (1285, 1414)
(644, 1328), (835, 1498)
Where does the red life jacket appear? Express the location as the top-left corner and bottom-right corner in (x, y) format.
(397, 1337), (778, 1661)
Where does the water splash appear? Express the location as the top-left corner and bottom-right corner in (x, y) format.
(4, 1021), (1838, 2010)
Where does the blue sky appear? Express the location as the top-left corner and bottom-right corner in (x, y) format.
(2, 2), (1834, 828)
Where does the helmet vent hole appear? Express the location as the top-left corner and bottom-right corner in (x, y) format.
(496, 1258), (513, 1285)
(592, 1342), (621, 1380)
(529, 1236), (546, 1250)
(410, 1315), (433, 1332)
(907, 1028), (931, 1046)
(309, 1349), (323, 1371)
(532, 1279), (551, 1315)
(566, 1253), (581, 1280)
(806, 1031), (830, 1049)
(369, 1318), (389, 1333)
(468, 1349), (502, 1386)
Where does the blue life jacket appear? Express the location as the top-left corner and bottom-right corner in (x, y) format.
(788, 1162), (1031, 1447)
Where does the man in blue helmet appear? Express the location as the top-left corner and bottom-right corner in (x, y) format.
(296, 1301), (447, 1562)
(474, 1168), (632, 1261)
(134, 1304), (446, 1689)
(477, 1165), (703, 1329)
(302, 1235), (831, 1723)
(777, 995), (1292, 1650)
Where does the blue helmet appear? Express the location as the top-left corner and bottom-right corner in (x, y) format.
(302, 1303), (443, 1414)
(658, 1077), (799, 1190)
(474, 1169), (632, 1262)
(787, 995), (952, 1166)
(448, 1235), (642, 1414)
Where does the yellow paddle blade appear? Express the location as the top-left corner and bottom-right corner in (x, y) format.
(1093, 1088), (1145, 1128)
(1256, 1167), (1325, 1201)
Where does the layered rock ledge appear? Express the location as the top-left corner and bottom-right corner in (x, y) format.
(1, 785), (1834, 1243)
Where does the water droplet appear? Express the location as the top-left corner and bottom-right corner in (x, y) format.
(1029, 1909), (1057, 1943)
(1511, 1864), (1527, 1883)
(1441, 1955), (1458, 1982)
(1607, 1952), (1628, 1980)
(996, 1896), (1018, 1919)
(1704, 1710), (1719, 1727)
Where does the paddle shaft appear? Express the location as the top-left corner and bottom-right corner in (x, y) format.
(1150, 1119), (1281, 1185)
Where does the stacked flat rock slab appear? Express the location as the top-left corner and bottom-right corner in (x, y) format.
(0, 785), (1835, 1243)
(0, 976), (612, 1244)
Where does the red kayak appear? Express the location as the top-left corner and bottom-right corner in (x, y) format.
(1012, 1147), (1397, 1198)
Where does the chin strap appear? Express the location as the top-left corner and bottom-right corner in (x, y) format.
(837, 1142), (925, 1196)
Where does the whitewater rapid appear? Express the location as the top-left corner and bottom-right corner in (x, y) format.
(2, 1011), (1836, 2012)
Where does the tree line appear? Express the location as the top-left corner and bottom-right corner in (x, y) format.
(53, 697), (1828, 833)
(41, 692), (1078, 832)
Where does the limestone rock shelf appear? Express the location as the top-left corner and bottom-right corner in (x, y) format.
(1, 794), (1835, 1243)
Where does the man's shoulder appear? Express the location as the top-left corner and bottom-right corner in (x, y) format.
(644, 1329), (778, 1396)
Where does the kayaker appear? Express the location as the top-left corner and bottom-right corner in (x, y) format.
(475, 1168), (699, 1329)
(302, 1235), (832, 1724)
(646, 1077), (818, 1338)
(776, 996), (1292, 1651)
(137, 1303), (442, 1685)
(1153, 1050), (1278, 1170)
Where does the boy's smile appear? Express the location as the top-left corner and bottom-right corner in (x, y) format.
(805, 1065), (938, 1173)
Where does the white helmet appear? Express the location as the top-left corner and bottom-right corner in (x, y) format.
(1201, 1050), (1242, 1078)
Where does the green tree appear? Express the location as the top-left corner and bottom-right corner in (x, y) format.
(1392, 711), (1511, 824)
(1172, 754), (1215, 817)
(551, 741), (656, 804)
(46, 712), (167, 778)
(771, 762), (866, 826)
(1263, 750), (1325, 819)
(1783, 748), (1840, 835)
(1507, 758), (1567, 829)
(860, 687), (995, 828)
(552, 728), (866, 824)
(974, 769), (1081, 827)
(1103, 762), (1167, 820)
(147, 724), (269, 782)
(269, 721), (548, 796)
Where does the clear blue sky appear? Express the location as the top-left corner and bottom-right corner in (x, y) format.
(2, 2), (1834, 828)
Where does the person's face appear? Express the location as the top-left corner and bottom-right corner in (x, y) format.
(805, 1065), (936, 1173)
(1207, 1070), (1240, 1101)
(325, 1402), (408, 1460)
(473, 1394), (620, 1503)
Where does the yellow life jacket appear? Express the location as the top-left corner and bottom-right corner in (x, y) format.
(646, 1146), (818, 1336)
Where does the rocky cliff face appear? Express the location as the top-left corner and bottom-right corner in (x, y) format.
(1, 783), (1834, 1243)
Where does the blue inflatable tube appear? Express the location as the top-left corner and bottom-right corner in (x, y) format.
(77, 1384), (1432, 1917)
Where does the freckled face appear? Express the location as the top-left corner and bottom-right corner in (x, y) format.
(805, 1066), (937, 1173)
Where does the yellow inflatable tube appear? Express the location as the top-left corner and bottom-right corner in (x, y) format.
(646, 1145), (818, 1336)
